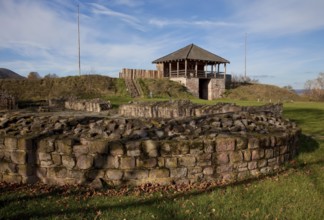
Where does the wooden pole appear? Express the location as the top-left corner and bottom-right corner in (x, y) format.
(77, 4), (81, 76)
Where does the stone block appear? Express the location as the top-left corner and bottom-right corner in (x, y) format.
(248, 161), (258, 170)
(38, 152), (51, 161)
(17, 164), (35, 176)
(170, 167), (187, 178)
(216, 164), (232, 173)
(62, 156), (75, 169)
(109, 141), (124, 156)
(126, 142), (141, 157)
(204, 140), (215, 153)
(136, 158), (157, 168)
(120, 157), (135, 169)
(217, 153), (229, 164)
(11, 151), (27, 164)
(73, 145), (89, 156)
(178, 156), (196, 167)
(55, 167), (67, 178)
(149, 169), (170, 178)
(238, 171), (249, 180)
(265, 149), (274, 159)
(270, 136), (276, 147)
(3, 174), (22, 183)
(142, 140), (159, 157)
(56, 139), (74, 155)
(106, 169), (123, 180)
(190, 141), (204, 154)
(52, 153), (62, 165)
(251, 150), (260, 160)
(157, 157), (165, 167)
(260, 167), (272, 174)
(124, 170), (148, 180)
(188, 166), (203, 175)
(280, 146), (288, 155)
(248, 138), (260, 149)
(197, 153), (212, 166)
(216, 138), (235, 152)
(38, 139), (55, 153)
(203, 166), (214, 175)
(267, 158), (277, 166)
(76, 155), (93, 170)
(165, 157), (177, 168)
(89, 140), (109, 154)
(4, 137), (17, 150)
(173, 142), (189, 155)
(258, 159), (267, 168)
(229, 152), (243, 163)
(161, 142), (171, 156)
(242, 150), (251, 161)
(40, 160), (53, 167)
(0, 161), (16, 173)
(250, 169), (260, 177)
(236, 137), (248, 150)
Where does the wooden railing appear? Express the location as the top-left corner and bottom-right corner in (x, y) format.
(169, 69), (227, 79)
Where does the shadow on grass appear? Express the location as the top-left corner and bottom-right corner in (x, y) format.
(298, 134), (320, 153)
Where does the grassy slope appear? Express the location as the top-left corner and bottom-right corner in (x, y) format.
(225, 83), (302, 102)
(0, 101), (323, 219)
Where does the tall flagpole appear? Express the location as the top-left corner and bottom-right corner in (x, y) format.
(78, 4), (81, 76)
(244, 33), (247, 82)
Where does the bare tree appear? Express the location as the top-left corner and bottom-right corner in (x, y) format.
(304, 72), (324, 101)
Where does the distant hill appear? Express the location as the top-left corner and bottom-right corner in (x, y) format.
(0, 68), (25, 79)
(225, 83), (302, 102)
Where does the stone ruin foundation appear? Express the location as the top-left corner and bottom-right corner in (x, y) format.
(64, 98), (112, 112)
(0, 101), (301, 188)
(0, 91), (16, 110)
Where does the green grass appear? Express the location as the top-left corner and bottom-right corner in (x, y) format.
(1, 102), (324, 219)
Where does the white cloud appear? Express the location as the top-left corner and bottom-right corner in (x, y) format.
(89, 3), (145, 31)
(149, 18), (235, 29)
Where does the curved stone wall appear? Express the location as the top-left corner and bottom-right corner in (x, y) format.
(0, 108), (301, 187)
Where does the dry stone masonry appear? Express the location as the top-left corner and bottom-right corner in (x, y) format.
(65, 99), (111, 112)
(0, 101), (301, 188)
(119, 100), (283, 118)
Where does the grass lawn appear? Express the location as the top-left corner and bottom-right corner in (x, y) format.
(1, 101), (323, 219)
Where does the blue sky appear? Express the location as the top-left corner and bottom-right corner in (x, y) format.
(0, 0), (324, 89)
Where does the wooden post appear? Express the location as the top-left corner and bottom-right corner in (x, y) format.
(205, 63), (207, 78)
(177, 61), (179, 77)
(224, 63), (227, 79)
(217, 64), (220, 78)
(169, 62), (172, 78)
(185, 60), (187, 78)
(195, 61), (198, 77)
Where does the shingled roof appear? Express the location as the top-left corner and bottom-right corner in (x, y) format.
(152, 44), (230, 64)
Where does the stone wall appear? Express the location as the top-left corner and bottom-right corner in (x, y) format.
(0, 108), (300, 187)
(0, 129), (300, 187)
(0, 91), (16, 110)
(119, 100), (283, 119)
(65, 99), (111, 112)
